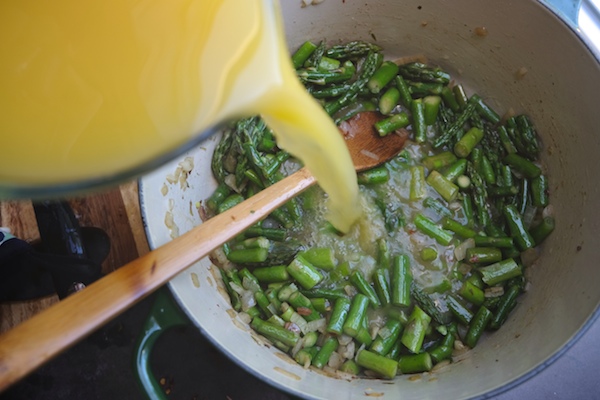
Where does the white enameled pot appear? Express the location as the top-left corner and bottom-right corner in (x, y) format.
(139, 1), (600, 398)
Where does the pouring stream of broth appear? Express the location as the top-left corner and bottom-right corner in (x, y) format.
(0, 0), (360, 231)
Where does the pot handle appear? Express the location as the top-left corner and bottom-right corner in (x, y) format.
(540, 0), (582, 27)
(133, 288), (189, 400)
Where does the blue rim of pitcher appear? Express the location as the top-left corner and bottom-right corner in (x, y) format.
(0, 124), (222, 201)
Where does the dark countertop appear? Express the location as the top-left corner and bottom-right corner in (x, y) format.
(2, 289), (598, 400)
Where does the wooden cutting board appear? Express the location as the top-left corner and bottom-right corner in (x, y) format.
(0, 181), (150, 333)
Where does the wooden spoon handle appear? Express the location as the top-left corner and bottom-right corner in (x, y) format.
(0, 167), (316, 391)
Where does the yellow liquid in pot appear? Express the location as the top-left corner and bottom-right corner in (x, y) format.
(0, 0), (360, 231)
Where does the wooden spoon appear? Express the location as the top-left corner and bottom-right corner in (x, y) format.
(0, 111), (408, 390)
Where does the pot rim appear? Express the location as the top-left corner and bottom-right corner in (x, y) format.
(139, 0), (600, 398)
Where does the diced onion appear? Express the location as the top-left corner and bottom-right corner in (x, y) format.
(457, 262), (472, 275)
(240, 290), (256, 311)
(344, 285), (357, 297)
(454, 238), (475, 261)
(339, 341), (355, 360)
(522, 205), (537, 229)
(290, 312), (309, 334)
(242, 276), (261, 293)
(224, 174), (240, 192)
(229, 282), (244, 295)
(180, 156), (194, 173)
(448, 201), (462, 210)
(378, 326), (392, 340)
(409, 231), (428, 247)
(291, 336), (304, 357)
(322, 366), (337, 376)
(305, 318), (327, 333)
(164, 211), (179, 239)
(354, 344), (366, 362)
(369, 312), (385, 327)
(237, 312), (252, 325)
(521, 247), (540, 267)
(484, 286), (505, 298)
(363, 370), (380, 378)
(165, 173), (177, 184)
(542, 205), (554, 218)
(164, 211), (174, 227)
(267, 303), (278, 316)
(370, 326), (380, 341)
(515, 66), (528, 80)
(338, 120), (351, 135)
(432, 359), (452, 372)
(360, 149), (379, 161)
(393, 54), (428, 66)
(328, 351), (344, 370)
(338, 334), (353, 346)
(454, 340), (467, 351)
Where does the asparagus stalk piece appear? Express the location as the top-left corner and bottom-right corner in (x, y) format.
(327, 297), (352, 335)
(375, 112), (411, 136)
(391, 255), (412, 307)
(356, 349), (398, 379)
(325, 41), (382, 59)
(441, 86), (460, 112)
(465, 247), (503, 265)
(422, 151), (458, 171)
(350, 270), (381, 308)
(454, 127), (484, 158)
(312, 336), (339, 369)
(397, 62), (451, 84)
(291, 40), (317, 69)
(368, 60), (400, 94)
(252, 265), (290, 283)
(370, 318), (403, 356)
(503, 205), (535, 250)
(464, 306), (493, 348)
(251, 317), (299, 347)
(489, 283), (521, 330)
(414, 213), (454, 246)
(423, 95), (442, 125)
(411, 98), (427, 143)
(479, 258), (522, 286)
(379, 86), (401, 115)
(357, 166), (390, 185)
(530, 216), (555, 245)
(286, 255), (323, 289)
(409, 166), (427, 201)
(447, 294), (474, 325)
(324, 51), (382, 115)
(343, 294), (370, 338)
(398, 353), (433, 374)
(373, 268), (392, 307)
(395, 75), (413, 107)
(401, 305), (432, 354)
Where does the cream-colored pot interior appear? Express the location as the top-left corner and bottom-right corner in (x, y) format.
(140, 0), (600, 398)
